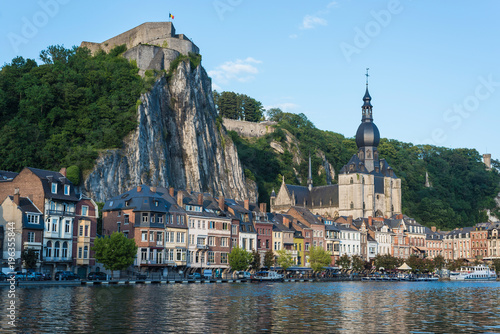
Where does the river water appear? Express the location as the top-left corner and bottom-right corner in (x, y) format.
(1, 281), (499, 333)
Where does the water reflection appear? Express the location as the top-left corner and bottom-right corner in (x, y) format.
(0, 281), (499, 333)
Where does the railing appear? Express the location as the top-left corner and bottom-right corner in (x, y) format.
(196, 244), (209, 250)
(156, 241), (163, 246)
(44, 257), (72, 262)
(46, 209), (75, 216)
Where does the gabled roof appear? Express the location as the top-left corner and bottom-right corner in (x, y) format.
(26, 167), (79, 202)
(290, 206), (323, 225)
(0, 170), (18, 181)
(286, 184), (310, 206)
(6, 196), (43, 230)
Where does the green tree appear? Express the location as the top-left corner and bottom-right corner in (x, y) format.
(433, 255), (445, 270)
(308, 246), (331, 272)
(66, 165), (81, 185)
(276, 249), (294, 271)
(447, 258), (466, 271)
(373, 254), (401, 270)
(263, 249), (275, 268)
(92, 232), (138, 278)
(250, 250), (261, 271)
(217, 91), (239, 119)
(351, 255), (364, 272)
(228, 247), (252, 272)
(491, 259), (500, 274)
(21, 248), (38, 269)
(337, 254), (351, 269)
(266, 107), (283, 122)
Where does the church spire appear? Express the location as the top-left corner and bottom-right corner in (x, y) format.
(307, 152), (313, 191)
(362, 68), (373, 122)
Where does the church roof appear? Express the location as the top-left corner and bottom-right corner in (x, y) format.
(286, 184), (310, 206)
(310, 185), (339, 207)
(339, 154), (368, 174)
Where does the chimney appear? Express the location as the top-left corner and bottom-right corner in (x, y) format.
(431, 226), (437, 232)
(169, 187), (175, 197)
(218, 196), (225, 211)
(137, 186), (142, 192)
(177, 191), (184, 207)
(13, 188), (20, 205)
(347, 215), (353, 226)
(151, 186), (156, 193)
(283, 216), (290, 228)
(197, 193), (203, 206)
(59, 167), (67, 177)
(397, 214), (403, 220)
(368, 216), (372, 226)
(244, 199), (250, 210)
(259, 203), (267, 213)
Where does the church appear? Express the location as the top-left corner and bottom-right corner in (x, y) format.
(270, 77), (402, 219)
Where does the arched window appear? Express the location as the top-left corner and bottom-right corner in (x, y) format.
(62, 242), (68, 258)
(363, 202), (366, 209)
(46, 241), (52, 258)
(83, 246), (88, 259)
(350, 178), (353, 184)
(362, 177), (365, 184)
(54, 241), (60, 258)
(350, 202), (354, 209)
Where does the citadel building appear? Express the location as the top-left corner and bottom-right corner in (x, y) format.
(270, 81), (402, 219)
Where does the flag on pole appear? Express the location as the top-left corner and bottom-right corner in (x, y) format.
(169, 13), (174, 19)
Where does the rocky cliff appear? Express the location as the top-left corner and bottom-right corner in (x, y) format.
(84, 56), (257, 202)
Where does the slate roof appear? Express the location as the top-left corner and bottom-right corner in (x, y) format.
(27, 167), (79, 202)
(290, 206), (323, 225)
(0, 170), (18, 181)
(310, 185), (339, 207)
(7, 196), (43, 230)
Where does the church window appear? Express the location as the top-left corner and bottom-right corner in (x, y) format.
(362, 177), (365, 184)
(350, 178), (353, 184)
(363, 202), (366, 209)
(350, 202), (354, 209)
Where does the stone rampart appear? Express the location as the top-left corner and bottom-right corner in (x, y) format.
(223, 119), (276, 137)
(80, 22), (199, 56)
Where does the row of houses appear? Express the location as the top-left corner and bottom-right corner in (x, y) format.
(0, 168), (98, 278)
(1, 167), (499, 277)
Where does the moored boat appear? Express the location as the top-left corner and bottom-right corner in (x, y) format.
(449, 264), (497, 281)
(251, 270), (284, 282)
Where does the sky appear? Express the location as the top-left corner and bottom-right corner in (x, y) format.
(1, 0), (499, 162)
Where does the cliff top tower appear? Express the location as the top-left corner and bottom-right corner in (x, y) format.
(80, 22), (199, 56)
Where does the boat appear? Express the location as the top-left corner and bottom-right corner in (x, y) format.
(449, 264), (497, 281)
(251, 270), (284, 282)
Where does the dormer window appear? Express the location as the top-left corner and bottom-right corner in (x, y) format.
(64, 184), (70, 195)
(51, 183), (57, 194)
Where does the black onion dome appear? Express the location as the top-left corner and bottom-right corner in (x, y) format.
(356, 121), (380, 148)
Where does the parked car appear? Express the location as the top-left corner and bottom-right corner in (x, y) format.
(203, 269), (213, 279)
(188, 272), (201, 279)
(27, 272), (43, 281)
(42, 273), (52, 281)
(8, 272), (27, 281)
(135, 273), (147, 280)
(235, 271), (252, 279)
(87, 272), (107, 280)
(54, 271), (80, 281)
(0, 272), (8, 281)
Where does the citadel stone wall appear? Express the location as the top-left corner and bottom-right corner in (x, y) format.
(222, 118), (276, 138)
(80, 22), (199, 56)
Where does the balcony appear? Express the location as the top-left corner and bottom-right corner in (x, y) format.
(196, 244), (209, 250)
(47, 209), (75, 217)
(156, 241), (163, 246)
(44, 257), (72, 263)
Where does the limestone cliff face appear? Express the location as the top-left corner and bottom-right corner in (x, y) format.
(84, 60), (257, 202)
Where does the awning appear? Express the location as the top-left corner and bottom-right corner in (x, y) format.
(398, 262), (412, 270)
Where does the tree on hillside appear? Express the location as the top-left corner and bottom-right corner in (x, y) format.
(308, 246), (331, 272)
(250, 250), (261, 272)
(228, 247), (252, 272)
(276, 249), (294, 271)
(263, 249), (275, 268)
(92, 232), (138, 278)
(266, 108), (283, 122)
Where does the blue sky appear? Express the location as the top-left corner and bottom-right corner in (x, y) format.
(1, 0), (499, 162)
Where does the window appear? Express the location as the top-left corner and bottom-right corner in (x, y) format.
(124, 214), (129, 225)
(64, 184), (70, 195)
(221, 237), (228, 247)
(81, 205), (88, 216)
(208, 251), (215, 263)
(79, 225), (84, 236)
(65, 220), (70, 233)
(221, 253), (228, 264)
(142, 213), (148, 223)
(266, 239), (269, 249)
(62, 242), (68, 258)
(150, 231), (155, 242)
(209, 221), (215, 229)
(85, 225), (89, 237)
(51, 183), (57, 194)
(52, 218), (58, 232)
(142, 231), (147, 241)
(222, 222), (229, 230)
(151, 215), (155, 224)
(78, 247), (82, 259)
(28, 232), (35, 243)
(27, 214), (39, 224)
(232, 225), (238, 234)
(141, 249), (147, 261)
(208, 236), (216, 246)
(54, 241), (60, 258)
(305, 243), (310, 251)
(157, 215), (163, 224)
